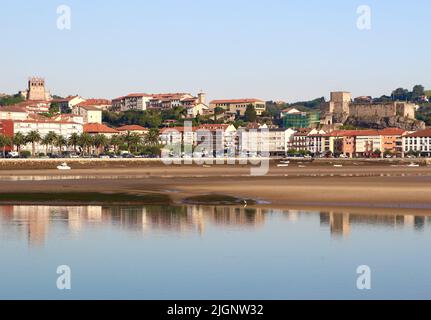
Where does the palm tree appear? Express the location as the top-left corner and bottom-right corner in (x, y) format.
(0, 135), (12, 157)
(41, 135), (51, 155)
(44, 131), (58, 155)
(55, 135), (68, 155)
(25, 131), (41, 157)
(123, 132), (133, 152)
(110, 135), (123, 154)
(93, 134), (109, 155)
(68, 133), (80, 153)
(13, 132), (26, 153)
(78, 133), (94, 156)
(125, 133), (142, 153)
(144, 128), (160, 146)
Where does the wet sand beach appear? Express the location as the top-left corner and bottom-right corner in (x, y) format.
(0, 159), (431, 210)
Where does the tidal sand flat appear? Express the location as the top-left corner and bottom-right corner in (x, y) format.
(0, 162), (431, 209)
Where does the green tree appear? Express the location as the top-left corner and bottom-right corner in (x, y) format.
(25, 131), (41, 157)
(244, 104), (257, 122)
(411, 85), (425, 101)
(110, 135), (123, 154)
(44, 131), (58, 155)
(214, 107), (225, 115)
(0, 94), (24, 106)
(0, 135), (12, 157)
(287, 149), (298, 156)
(49, 102), (60, 115)
(374, 149), (382, 158)
(78, 133), (94, 156)
(93, 134), (109, 155)
(68, 133), (80, 153)
(40, 135), (51, 154)
(125, 132), (142, 152)
(55, 135), (68, 154)
(144, 128), (160, 146)
(392, 88), (409, 101)
(13, 132), (26, 153)
(146, 111), (163, 128)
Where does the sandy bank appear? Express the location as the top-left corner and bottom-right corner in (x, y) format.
(0, 163), (430, 209)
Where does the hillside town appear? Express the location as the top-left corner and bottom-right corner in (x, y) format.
(0, 77), (431, 159)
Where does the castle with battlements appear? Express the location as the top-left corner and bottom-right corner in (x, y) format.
(19, 77), (51, 101)
(321, 91), (418, 125)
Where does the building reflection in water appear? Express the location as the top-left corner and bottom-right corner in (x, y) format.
(319, 212), (429, 237)
(0, 205), (430, 246)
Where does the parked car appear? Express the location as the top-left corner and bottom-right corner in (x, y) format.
(122, 153), (135, 159)
(49, 154), (60, 159)
(6, 151), (20, 158)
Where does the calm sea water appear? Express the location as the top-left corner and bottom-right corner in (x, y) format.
(0, 204), (431, 300)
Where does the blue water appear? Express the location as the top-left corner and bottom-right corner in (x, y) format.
(0, 205), (430, 300)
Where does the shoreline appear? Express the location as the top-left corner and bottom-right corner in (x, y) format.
(0, 163), (430, 211)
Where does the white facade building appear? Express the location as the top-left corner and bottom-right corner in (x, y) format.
(403, 129), (431, 157)
(72, 105), (102, 124)
(123, 94), (152, 111)
(0, 106), (28, 121)
(238, 128), (295, 156)
(14, 119), (83, 153)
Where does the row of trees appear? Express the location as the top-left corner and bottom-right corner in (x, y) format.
(0, 129), (161, 157)
(0, 94), (25, 106)
(390, 85), (427, 102)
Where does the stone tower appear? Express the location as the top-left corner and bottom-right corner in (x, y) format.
(197, 91), (206, 105)
(330, 92), (352, 115)
(27, 77), (47, 101)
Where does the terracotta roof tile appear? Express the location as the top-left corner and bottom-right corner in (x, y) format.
(117, 125), (149, 131)
(405, 129), (431, 138)
(84, 123), (119, 134)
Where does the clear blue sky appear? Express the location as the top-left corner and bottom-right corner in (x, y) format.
(1, 0), (430, 102)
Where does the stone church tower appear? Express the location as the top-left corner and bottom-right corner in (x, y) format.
(27, 77), (47, 101)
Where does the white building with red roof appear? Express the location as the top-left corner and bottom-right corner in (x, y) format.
(10, 115), (83, 153)
(403, 128), (431, 157)
(112, 92), (207, 113)
(53, 95), (86, 113)
(0, 105), (28, 121)
(72, 103), (102, 124)
(77, 99), (112, 111)
(83, 123), (119, 138)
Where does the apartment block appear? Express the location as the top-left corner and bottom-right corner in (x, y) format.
(238, 128), (295, 156)
(209, 99), (266, 116)
(403, 129), (431, 157)
(72, 104), (102, 124)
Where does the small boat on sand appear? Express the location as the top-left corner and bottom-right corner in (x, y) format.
(407, 163), (420, 168)
(334, 164), (343, 168)
(277, 164), (289, 167)
(57, 162), (71, 170)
